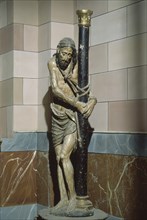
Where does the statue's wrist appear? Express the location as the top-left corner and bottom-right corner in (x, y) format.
(74, 99), (79, 108)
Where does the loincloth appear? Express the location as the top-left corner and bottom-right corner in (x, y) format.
(51, 104), (76, 147)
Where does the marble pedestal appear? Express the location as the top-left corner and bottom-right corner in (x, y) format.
(37, 208), (124, 220)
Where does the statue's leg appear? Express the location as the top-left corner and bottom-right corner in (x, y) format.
(60, 131), (77, 200)
(52, 144), (68, 210)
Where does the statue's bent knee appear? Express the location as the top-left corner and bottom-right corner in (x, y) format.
(56, 155), (61, 164)
(60, 153), (66, 160)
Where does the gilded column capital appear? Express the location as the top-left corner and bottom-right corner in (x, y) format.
(76, 9), (93, 27)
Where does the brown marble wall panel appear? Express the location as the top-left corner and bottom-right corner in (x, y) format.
(37, 152), (49, 206)
(0, 151), (37, 206)
(0, 152), (3, 205)
(87, 154), (147, 220)
(1, 149), (146, 220)
(0, 150), (51, 207)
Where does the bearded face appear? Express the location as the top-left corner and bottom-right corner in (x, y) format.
(58, 47), (73, 70)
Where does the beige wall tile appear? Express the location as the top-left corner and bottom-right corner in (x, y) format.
(38, 78), (49, 105)
(76, 0), (108, 17)
(7, 0), (13, 25)
(109, 100), (147, 132)
(38, 0), (51, 25)
(51, 22), (74, 49)
(14, 24), (24, 51)
(0, 1), (7, 28)
(89, 103), (108, 132)
(0, 106), (13, 138)
(13, 105), (38, 131)
(0, 25), (13, 54)
(23, 78), (38, 105)
(109, 33), (147, 71)
(0, 51), (13, 81)
(14, 51), (38, 78)
(6, 106), (13, 138)
(50, 49), (56, 57)
(13, 78), (23, 105)
(51, 0), (74, 23)
(91, 69), (128, 102)
(24, 25), (38, 52)
(0, 107), (7, 138)
(108, 0), (141, 11)
(74, 24), (78, 48)
(13, 0), (38, 25)
(0, 81), (1, 106)
(38, 50), (51, 78)
(37, 105), (49, 132)
(0, 79), (13, 107)
(128, 65), (147, 100)
(38, 23), (51, 52)
(89, 44), (108, 74)
(127, 1), (147, 36)
(91, 8), (126, 46)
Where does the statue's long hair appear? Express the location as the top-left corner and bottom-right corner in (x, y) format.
(54, 37), (78, 71)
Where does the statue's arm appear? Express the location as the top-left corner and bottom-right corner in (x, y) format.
(83, 91), (97, 118)
(88, 91), (97, 104)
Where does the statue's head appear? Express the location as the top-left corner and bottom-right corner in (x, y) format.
(57, 38), (76, 50)
(56, 38), (77, 70)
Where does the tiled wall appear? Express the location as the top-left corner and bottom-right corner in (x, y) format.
(84, 0), (147, 133)
(0, 1), (13, 138)
(0, 0), (76, 138)
(0, 0), (39, 138)
(38, 0), (75, 133)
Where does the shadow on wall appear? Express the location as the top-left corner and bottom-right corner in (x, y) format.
(42, 86), (52, 134)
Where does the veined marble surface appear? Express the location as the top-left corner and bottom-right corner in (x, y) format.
(1, 132), (147, 157)
(0, 151), (49, 207)
(89, 132), (147, 156)
(87, 154), (147, 220)
(1, 132), (49, 152)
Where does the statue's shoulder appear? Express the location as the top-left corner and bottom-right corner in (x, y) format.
(48, 56), (56, 70)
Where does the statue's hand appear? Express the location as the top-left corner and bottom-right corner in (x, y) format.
(83, 99), (97, 118)
(75, 101), (87, 114)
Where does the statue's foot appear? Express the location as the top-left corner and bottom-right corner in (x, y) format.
(67, 195), (77, 212)
(49, 199), (69, 215)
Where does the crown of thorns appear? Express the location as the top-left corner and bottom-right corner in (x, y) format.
(57, 38), (76, 49)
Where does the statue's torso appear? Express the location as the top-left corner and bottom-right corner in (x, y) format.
(51, 58), (78, 113)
